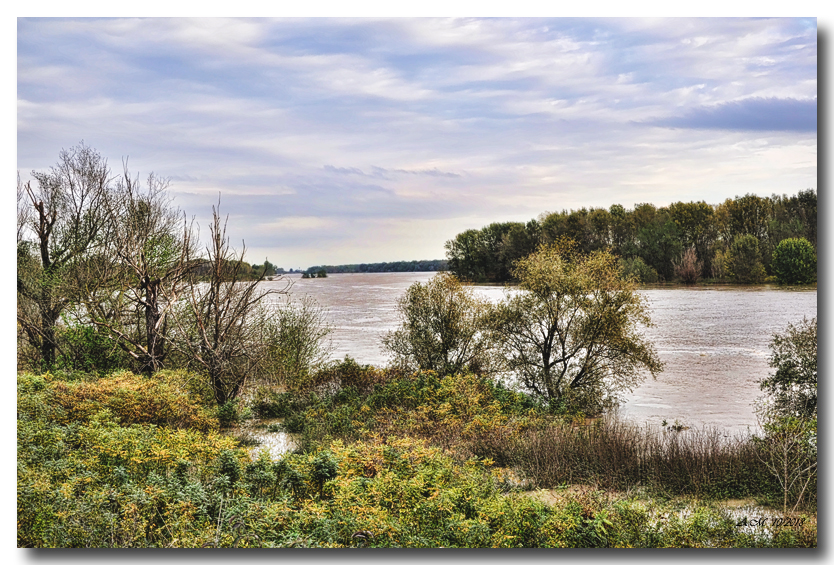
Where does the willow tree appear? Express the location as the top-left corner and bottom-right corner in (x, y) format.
(490, 245), (663, 413)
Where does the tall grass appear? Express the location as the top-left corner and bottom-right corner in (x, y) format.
(510, 416), (778, 500)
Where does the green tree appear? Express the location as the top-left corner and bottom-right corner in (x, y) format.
(626, 219), (682, 282)
(263, 295), (333, 391)
(771, 238), (816, 285)
(725, 234), (766, 283)
(668, 201), (716, 275)
(760, 317), (816, 419)
(618, 256), (658, 284)
(490, 245), (663, 414)
(382, 272), (498, 376)
(756, 318), (817, 513)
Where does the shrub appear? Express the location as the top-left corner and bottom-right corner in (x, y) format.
(725, 235), (766, 283)
(54, 322), (128, 374)
(771, 238), (816, 285)
(382, 273), (500, 377)
(46, 371), (218, 431)
(261, 296), (333, 391)
(673, 247), (702, 284)
(618, 256), (659, 284)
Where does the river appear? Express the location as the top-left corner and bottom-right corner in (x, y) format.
(260, 272), (816, 433)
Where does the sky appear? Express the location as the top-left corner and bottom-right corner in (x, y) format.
(17, 17), (818, 269)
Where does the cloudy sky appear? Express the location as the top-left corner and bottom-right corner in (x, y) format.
(17, 17), (817, 269)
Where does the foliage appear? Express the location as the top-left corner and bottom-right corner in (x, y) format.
(754, 416), (817, 514)
(261, 295), (333, 391)
(760, 317), (817, 419)
(50, 320), (128, 375)
(618, 256), (658, 284)
(445, 191), (816, 285)
(26, 371), (218, 431)
(383, 273), (500, 377)
(18, 368), (814, 548)
(725, 234), (767, 283)
(490, 246), (663, 414)
(771, 238), (816, 285)
(753, 318), (817, 513)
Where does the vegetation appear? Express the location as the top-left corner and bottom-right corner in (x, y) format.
(19, 367), (816, 547)
(382, 272), (499, 377)
(17, 143), (816, 547)
(304, 259), (448, 274)
(490, 246), (662, 414)
(445, 190), (816, 284)
(754, 318), (817, 514)
(771, 238), (816, 285)
(725, 234), (767, 284)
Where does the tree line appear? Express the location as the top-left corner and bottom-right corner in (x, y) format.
(17, 143), (328, 406)
(304, 259), (448, 275)
(445, 191), (816, 285)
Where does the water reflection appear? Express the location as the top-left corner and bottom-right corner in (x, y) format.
(236, 418), (298, 460)
(261, 274), (816, 432)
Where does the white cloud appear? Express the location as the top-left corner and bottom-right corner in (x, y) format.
(17, 17), (817, 266)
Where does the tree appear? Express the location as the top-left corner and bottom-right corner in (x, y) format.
(673, 247), (702, 284)
(490, 245), (662, 413)
(771, 238), (816, 285)
(17, 143), (113, 368)
(725, 234), (766, 283)
(263, 295), (333, 391)
(760, 317), (816, 419)
(85, 164), (197, 373)
(174, 204), (289, 404)
(627, 219), (682, 282)
(618, 256), (658, 284)
(754, 318), (817, 513)
(668, 201), (716, 276)
(382, 272), (499, 377)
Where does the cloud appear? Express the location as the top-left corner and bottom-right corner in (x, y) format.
(646, 97), (817, 132)
(17, 17), (818, 267)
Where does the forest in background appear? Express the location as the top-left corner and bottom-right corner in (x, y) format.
(445, 190), (816, 285)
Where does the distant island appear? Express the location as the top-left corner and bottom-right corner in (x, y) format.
(303, 259), (448, 275)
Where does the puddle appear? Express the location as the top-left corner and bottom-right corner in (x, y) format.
(232, 418), (299, 460)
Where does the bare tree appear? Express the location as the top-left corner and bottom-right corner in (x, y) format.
(755, 416), (817, 513)
(83, 162), (198, 373)
(673, 247), (703, 284)
(173, 203), (289, 404)
(16, 143), (113, 368)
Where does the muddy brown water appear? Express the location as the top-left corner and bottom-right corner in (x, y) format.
(261, 273), (816, 433)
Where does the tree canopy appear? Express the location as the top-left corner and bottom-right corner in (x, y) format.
(490, 245), (663, 414)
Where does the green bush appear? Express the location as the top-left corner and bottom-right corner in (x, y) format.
(619, 256), (659, 283)
(54, 322), (128, 374)
(771, 238), (816, 285)
(725, 235), (766, 283)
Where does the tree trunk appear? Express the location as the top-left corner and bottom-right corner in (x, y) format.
(141, 278), (165, 373)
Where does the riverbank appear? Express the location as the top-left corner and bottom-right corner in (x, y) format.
(18, 368), (816, 547)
